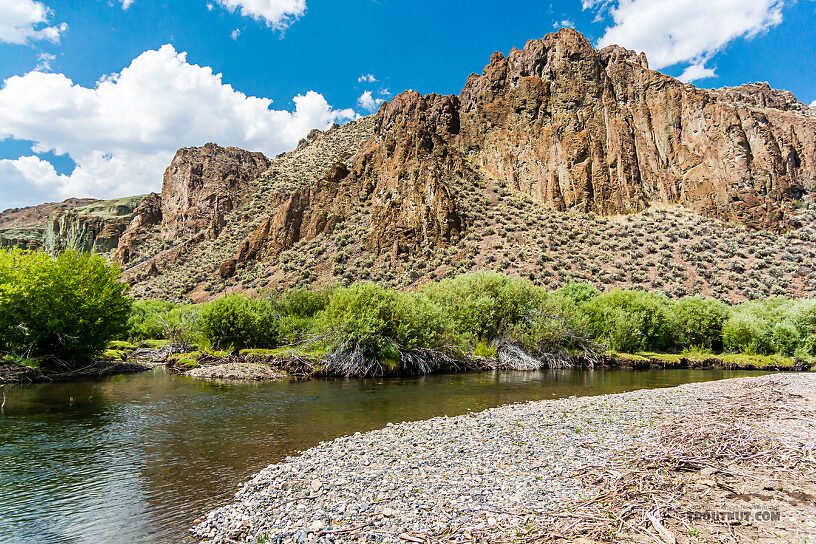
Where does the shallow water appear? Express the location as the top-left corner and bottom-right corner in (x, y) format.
(0, 367), (769, 543)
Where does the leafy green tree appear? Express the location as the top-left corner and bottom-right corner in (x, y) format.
(0, 249), (132, 364)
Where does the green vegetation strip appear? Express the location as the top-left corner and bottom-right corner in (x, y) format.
(1, 248), (814, 376)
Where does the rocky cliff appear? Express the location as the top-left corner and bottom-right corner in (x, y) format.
(160, 143), (271, 240)
(18, 29), (816, 302)
(43, 195), (147, 255)
(0, 197), (145, 255)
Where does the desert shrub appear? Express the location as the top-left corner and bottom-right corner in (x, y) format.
(424, 272), (542, 345)
(0, 249), (132, 364)
(673, 296), (730, 350)
(199, 294), (278, 350)
(580, 289), (674, 353)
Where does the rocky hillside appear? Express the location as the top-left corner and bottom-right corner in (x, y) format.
(9, 29), (816, 302)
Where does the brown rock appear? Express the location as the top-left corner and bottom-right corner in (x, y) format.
(160, 143), (270, 239)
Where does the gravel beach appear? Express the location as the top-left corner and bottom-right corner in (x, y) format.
(193, 374), (816, 543)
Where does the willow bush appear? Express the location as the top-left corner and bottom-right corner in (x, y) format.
(199, 294), (278, 350)
(579, 289), (675, 353)
(0, 249), (131, 365)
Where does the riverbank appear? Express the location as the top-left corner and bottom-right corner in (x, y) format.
(1, 345), (811, 383)
(0, 358), (154, 384)
(193, 373), (816, 543)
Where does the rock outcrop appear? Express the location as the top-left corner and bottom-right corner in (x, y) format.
(243, 29), (814, 271)
(0, 196), (143, 255)
(428, 30), (812, 229)
(44, 196), (146, 255)
(112, 192), (163, 265)
(160, 143), (271, 239)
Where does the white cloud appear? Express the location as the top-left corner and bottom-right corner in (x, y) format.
(0, 0), (67, 45)
(357, 90), (384, 113)
(215, 0), (306, 30)
(0, 44), (356, 206)
(553, 19), (575, 29)
(677, 62), (717, 83)
(810, 100), (816, 109)
(357, 73), (377, 83)
(589, 0), (784, 81)
(121, 0), (135, 9)
(34, 52), (56, 72)
(230, 28), (241, 40)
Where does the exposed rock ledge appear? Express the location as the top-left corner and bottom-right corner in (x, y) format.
(193, 373), (816, 543)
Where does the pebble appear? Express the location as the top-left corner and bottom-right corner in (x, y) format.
(190, 374), (813, 544)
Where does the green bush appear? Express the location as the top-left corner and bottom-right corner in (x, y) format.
(0, 249), (132, 364)
(128, 300), (179, 340)
(553, 282), (600, 306)
(673, 296), (730, 350)
(581, 289), (674, 353)
(723, 298), (816, 356)
(274, 286), (332, 344)
(199, 294), (278, 350)
(312, 283), (448, 360)
(424, 272), (542, 345)
(722, 313), (771, 355)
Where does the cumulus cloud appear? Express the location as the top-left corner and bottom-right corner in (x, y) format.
(357, 73), (377, 83)
(357, 90), (384, 113)
(0, 0), (67, 45)
(215, 0), (306, 30)
(0, 44), (356, 206)
(553, 19), (575, 29)
(230, 28), (241, 40)
(810, 100), (816, 109)
(588, 0), (785, 82)
(121, 0), (135, 9)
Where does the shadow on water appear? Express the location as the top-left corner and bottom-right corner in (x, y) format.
(0, 366), (770, 543)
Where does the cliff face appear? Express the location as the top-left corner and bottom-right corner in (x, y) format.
(104, 30), (816, 302)
(44, 196), (146, 255)
(160, 143), (271, 240)
(393, 30), (813, 229)
(240, 29), (814, 272)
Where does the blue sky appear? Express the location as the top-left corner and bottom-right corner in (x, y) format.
(1, 0), (815, 208)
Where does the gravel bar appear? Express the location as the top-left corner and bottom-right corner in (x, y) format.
(192, 374), (815, 543)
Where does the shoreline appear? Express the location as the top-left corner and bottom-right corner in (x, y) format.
(192, 373), (816, 543)
(1, 348), (811, 384)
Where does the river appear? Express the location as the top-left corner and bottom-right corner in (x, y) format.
(0, 367), (769, 543)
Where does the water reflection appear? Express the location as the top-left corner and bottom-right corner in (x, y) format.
(0, 367), (768, 543)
